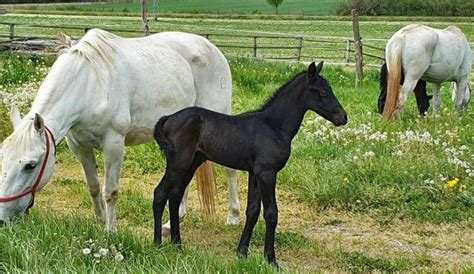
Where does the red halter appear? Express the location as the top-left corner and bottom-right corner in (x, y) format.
(0, 126), (56, 211)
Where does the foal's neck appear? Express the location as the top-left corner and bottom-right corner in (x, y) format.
(261, 77), (308, 141)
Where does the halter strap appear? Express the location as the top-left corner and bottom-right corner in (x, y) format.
(0, 125), (56, 211)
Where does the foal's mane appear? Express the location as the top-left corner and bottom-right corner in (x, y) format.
(250, 71), (306, 113)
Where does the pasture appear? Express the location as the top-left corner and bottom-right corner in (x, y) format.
(2, 0), (343, 16)
(0, 13), (473, 272)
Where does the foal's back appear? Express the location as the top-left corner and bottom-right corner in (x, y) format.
(156, 107), (283, 171)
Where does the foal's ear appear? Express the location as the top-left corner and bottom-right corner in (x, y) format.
(10, 104), (22, 130)
(316, 61), (324, 74)
(34, 113), (45, 134)
(308, 61), (324, 79)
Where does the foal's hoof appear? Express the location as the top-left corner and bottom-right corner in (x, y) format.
(236, 247), (248, 259)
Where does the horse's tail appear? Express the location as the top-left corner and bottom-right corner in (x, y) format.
(196, 161), (216, 220)
(382, 37), (403, 121)
(154, 115), (173, 157)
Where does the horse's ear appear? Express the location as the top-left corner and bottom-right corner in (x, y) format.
(316, 61), (324, 74)
(34, 113), (45, 134)
(308, 62), (317, 78)
(10, 104), (22, 130)
(58, 32), (72, 47)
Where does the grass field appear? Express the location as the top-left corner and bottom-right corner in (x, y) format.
(3, 0), (344, 16)
(0, 47), (472, 272)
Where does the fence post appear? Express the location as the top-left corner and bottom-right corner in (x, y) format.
(352, 9), (363, 87)
(345, 39), (351, 65)
(297, 36), (303, 62)
(9, 24), (14, 40)
(141, 0), (149, 36)
(253, 36), (257, 58)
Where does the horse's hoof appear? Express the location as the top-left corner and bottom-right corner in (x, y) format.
(226, 216), (240, 226)
(162, 225), (171, 236)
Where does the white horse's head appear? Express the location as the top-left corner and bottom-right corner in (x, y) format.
(0, 105), (56, 224)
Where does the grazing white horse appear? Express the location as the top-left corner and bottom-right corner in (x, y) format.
(0, 29), (240, 231)
(382, 24), (472, 120)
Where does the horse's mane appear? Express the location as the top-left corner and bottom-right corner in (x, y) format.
(1, 121), (38, 155)
(57, 29), (118, 73)
(247, 71), (306, 113)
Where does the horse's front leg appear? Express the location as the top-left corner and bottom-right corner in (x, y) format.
(103, 132), (125, 232)
(67, 138), (106, 222)
(226, 167), (240, 225)
(432, 83), (442, 114)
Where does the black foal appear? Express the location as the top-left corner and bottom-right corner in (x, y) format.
(153, 62), (347, 268)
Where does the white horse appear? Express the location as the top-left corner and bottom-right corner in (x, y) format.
(382, 24), (472, 120)
(0, 29), (240, 232)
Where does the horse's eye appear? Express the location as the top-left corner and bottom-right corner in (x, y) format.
(319, 90), (328, 97)
(24, 163), (37, 171)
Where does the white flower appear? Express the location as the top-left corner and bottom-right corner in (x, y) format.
(99, 248), (109, 256)
(82, 248), (91, 255)
(363, 151), (375, 158)
(114, 253), (124, 262)
(94, 253), (101, 258)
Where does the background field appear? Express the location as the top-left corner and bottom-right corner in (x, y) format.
(2, 0), (344, 16)
(0, 11), (473, 273)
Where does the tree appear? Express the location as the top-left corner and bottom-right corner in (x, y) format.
(267, 0), (283, 14)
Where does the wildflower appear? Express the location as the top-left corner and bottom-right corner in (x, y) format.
(459, 184), (467, 193)
(115, 253), (124, 262)
(94, 253), (101, 258)
(363, 151), (375, 158)
(82, 248), (91, 255)
(446, 178), (460, 188)
(99, 248), (109, 256)
(343, 177), (349, 183)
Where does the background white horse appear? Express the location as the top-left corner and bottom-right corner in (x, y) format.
(382, 24), (472, 120)
(0, 29), (240, 232)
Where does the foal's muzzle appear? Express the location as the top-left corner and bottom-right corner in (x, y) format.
(332, 108), (348, 126)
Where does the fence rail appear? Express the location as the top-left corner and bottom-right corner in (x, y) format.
(1, 22), (474, 71)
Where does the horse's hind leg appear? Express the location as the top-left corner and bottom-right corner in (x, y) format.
(397, 77), (418, 114)
(226, 168), (240, 225)
(237, 173), (261, 258)
(454, 78), (471, 110)
(66, 138), (105, 222)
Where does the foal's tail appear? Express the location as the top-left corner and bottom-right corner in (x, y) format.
(154, 115), (173, 157)
(196, 161), (216, 220)
(382, 37), (403, 121)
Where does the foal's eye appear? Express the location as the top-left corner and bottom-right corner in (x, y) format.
(319, 89), (328, 97)
(24, 163), (37, 171)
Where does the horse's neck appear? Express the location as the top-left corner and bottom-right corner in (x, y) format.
(261, 84), (307, 141)
(27, 66), (91, 143)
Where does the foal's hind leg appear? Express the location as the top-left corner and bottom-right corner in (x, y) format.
(168, 156), (205, 246)
(162, 186), (190, 236)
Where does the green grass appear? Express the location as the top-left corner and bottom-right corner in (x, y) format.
(3, 0), (344, 16)
(0, 33), (473, 271)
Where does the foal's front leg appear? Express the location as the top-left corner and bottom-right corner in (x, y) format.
(237, 173), (261, 257)
(103, 133), (125, 232)
(256, 171), (279, 268)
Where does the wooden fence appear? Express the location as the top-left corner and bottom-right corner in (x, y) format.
(1, 22), (473, 70)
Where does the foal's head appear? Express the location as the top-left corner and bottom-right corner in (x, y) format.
(304, 62), (347, 126)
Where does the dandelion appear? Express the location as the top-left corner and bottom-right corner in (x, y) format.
(98, 248), (109, 256)
(446, 178), (460, 188)
(115, 252), (124, 262)
(82, 248), (91, 255)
